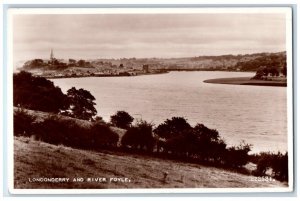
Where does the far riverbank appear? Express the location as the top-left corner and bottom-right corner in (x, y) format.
(42, 70), (169, 79)
(204, 77), (287, 87)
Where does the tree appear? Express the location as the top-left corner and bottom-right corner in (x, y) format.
(121, 120), (155, 152)
(191, 124), (227, 162)
(269, 67), (279, 77)
(90, 123), (119, 148)
(23, 59), (46, 69)
(253, 67), (266, 80)
(153, 117), (192, 154)
(153, 117), (191, 139)
(77, 59), (86, 67)
(251, 151), (288, 182)
(14, 108), (36, 136)
(69, 59), (76, 64)
(66, 87), (97, 121)
(281, 61), (287, 77)
(110, 111), (134, 129)
(224, 141), (252, 168)
(272, 152), (288, 181)
(13, 71), (69, 113)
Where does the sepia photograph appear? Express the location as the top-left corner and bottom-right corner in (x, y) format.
(8, 7), (293, 193)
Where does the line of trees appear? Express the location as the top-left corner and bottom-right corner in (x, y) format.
(235, 52), (286, 72)
(14, 108), (119, 150)
(252, 65), (287, 80)
(14, 108), (288, 182)
(118, 115), (251, 168)
(23, 58), (92, 70)
(109, 111), (288, 181)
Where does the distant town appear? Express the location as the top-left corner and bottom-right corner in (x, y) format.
(19, 49), (287, 79)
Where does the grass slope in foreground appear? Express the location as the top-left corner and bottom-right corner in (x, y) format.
(14, 136), (286, 189)
(204, 77), (287, 87)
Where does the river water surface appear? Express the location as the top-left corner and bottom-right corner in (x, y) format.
(52, 71), (287, 153)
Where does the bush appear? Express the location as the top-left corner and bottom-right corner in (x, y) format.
(191, 124), (227, 162)
(14, 108), (36, 136)
(154, 117), (191, 140)
(224, 141), (252, 168)
(251, 152), (288, 182)
(110, 111), (134, 129)
(121, 120), (155, 152)
(154, 120), (227, 162)
(32, 116), (119, 151)
(33, 116), (78, 145)
(90, 123), (119, 148)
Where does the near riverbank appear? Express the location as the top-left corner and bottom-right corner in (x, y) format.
(204, 77), (287, 87)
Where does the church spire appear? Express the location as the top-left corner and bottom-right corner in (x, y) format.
(50, 49), (54, 61)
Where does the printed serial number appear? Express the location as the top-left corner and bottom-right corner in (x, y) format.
(250, 176), (275, 182)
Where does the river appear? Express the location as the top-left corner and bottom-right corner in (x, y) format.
(52, 71), (287, 153)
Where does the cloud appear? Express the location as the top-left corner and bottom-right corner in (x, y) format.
(13, 13), (287, 63)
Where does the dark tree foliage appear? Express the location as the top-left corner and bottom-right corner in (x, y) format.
(251, 152), (288, 182)
(224, 142), (252, 168)
(121, 120), (155, 152)
(66, 87), (97, 121)
(154, 118), (227, 162)
(162, 130), (193, 156)
(153, 117), (191, 139)
(272, 152), (288, 181)
(90, 123), (119, 148)
(253, 66), (282, 80)
(33, 116), (77, 145)
(281, 61), (287, 77)
(235, 53), (286, 72)
(13, 71), (69, 113)
(23, 59), (47, 69)
(32, 116), (119, 150)
(110, 111), (134, 129)
(191, 124), (227, 162)
(13, 108), (36, 136)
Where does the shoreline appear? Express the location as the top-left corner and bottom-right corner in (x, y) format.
(42, 71), (169, 79)
(204, 77), (287, 87)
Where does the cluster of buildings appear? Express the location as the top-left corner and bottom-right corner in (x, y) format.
(24, 49), (162, 78)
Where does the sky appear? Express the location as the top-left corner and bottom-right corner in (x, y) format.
(13, 13), (287, 66)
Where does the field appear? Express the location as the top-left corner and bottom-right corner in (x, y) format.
(204, 77), (287, 87)
(14, 136), (287, 189)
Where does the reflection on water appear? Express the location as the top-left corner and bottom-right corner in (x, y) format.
(52, 71), (287, 153)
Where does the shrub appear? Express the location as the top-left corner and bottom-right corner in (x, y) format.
(121, 120), (155, 152)
(251, 152), (288, 182)
(110, 111), (134, 129)
(191, 124), (227, 162)
(32, 115), (119, 151)
(154, 117), (191, 140)
(14, 108), (36, 136)
(33, 116), (76, 145)
(272, 152), (288, 181)
(224, 141), (252, 168)
(89, 123), (119, 148)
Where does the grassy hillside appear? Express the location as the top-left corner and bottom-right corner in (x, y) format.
(14, 136), (287, 189)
